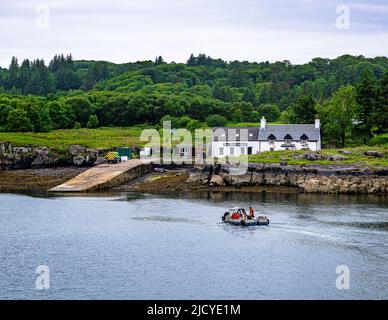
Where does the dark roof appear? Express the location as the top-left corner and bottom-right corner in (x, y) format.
(212, 127), (260, 141)
(258, 124), (320, 141)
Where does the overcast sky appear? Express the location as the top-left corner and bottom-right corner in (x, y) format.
(0, 0), (387, 67)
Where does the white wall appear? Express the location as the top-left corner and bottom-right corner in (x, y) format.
(211, 141), (260, 158)
(259, 140), (319, 152)
(211, 140), (320, 157)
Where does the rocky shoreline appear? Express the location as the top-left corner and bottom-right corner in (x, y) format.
(0, 142), (109, 170)
(185, 164), (388, 194)
(0, 141), (387, 194)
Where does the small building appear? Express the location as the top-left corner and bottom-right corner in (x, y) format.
(211, 117), (321, 157)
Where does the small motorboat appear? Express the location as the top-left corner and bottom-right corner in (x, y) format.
(222, 207), (269, 226)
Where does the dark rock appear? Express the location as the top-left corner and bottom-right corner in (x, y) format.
(364, 150), (384, 158)
(69, 145), (87, 156)
(31, 147), (59, 169)
(327, 154), (348, 161)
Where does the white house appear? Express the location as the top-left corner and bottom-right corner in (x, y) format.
(211, 117), (321, 157)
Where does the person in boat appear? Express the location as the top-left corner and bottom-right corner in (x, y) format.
(248, 206), (255, 219)
(241, 208), (248, 220)
(231, 210), (240, 219)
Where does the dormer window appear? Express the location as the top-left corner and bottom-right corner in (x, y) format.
(300, 134), (308, 144)
(249, 133), (253, 137)
(268, 134), (276, 145)
(284, 134), (293, 145)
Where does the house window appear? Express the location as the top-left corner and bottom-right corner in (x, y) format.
(249, 133), (253, 137)
(240, 147), (245, 154)
(248, 147), (253, 155)
(219, 147), (224, 156)
(284, 134), (293, 145)
(230, 147), (235, 156)
(268, 134), (276, 145)
(300, 134), (308, 145)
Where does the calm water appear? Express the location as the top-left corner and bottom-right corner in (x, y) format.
(0, 191), (387, 300)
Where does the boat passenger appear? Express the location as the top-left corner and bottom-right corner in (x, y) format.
(241, 209), (247, 220)
(249, 206), (255, 219)
(231, 212), (240, 219)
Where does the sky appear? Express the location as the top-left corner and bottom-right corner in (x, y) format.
(0, 0), (387, 67)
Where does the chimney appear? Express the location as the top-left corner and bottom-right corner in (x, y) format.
(260, 116), (266, 129)
(315, 119), (320, 129)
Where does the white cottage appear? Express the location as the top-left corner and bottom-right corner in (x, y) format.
(211, 117), (321, 157)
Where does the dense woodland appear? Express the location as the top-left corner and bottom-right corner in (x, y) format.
(0, 53), (387, 147)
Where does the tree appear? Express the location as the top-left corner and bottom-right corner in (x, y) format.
(354, 69), (377, 142)
(6, 108), (34, 132)
(64, 96), (94, 126)
(257, 104), (281, 122)
(47, 100), (72, 129)
(154, 56), (165, 65)
(86, 114), (99, 128)
(373, 70), (388, 134)
(19, 59), (31, 93)
(318, 85), (357, 147)
(292, 95), (317, 123)
(187, 54), (196, 66)
(205, 114), (227, 127)
(7, 57), (19, 89)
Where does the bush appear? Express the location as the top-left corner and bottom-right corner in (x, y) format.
(86, 114), (99, 128)
(74, 121), (82, 129)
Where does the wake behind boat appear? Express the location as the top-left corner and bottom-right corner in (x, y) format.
(222, 207), (269, 226)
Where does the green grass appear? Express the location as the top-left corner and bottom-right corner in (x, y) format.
(248, 146), (388, 166)
(0, 127), (143, 151)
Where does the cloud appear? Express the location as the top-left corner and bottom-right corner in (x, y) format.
(0, 0), (386, 67)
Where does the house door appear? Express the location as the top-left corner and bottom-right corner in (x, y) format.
(248, 147), (253, 155)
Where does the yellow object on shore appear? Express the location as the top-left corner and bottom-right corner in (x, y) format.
(106, 151), (119, 160)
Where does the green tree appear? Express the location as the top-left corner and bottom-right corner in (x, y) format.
(373, 70), (388, 134)
(205, 114), (227, 127)
(355, 69), (377, 142)
(7, 56), (19, 89)
(257, 104), (281, 122)
(47, 100), (71, 129)
(64, 96), (94, 126)
(292, 95), (317, 123)
(6, 108), (34, 132)
(318, 85), (357, 147)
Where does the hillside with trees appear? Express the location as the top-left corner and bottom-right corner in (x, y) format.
(0, 54), (387, 147)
